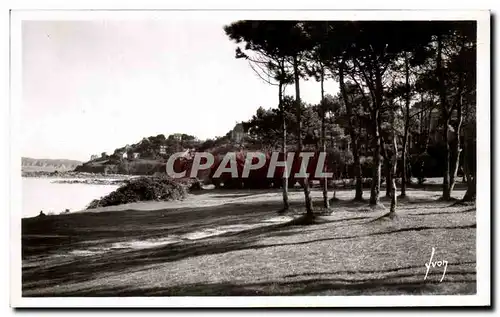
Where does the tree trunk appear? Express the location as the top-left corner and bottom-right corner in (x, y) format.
(462, 174), (476, 202)
(442, 119), (451, 200)
(353, 147), (363, 201)
(461, 126), (476, 202)
(449, 138), (461, 193)
(279, 80), (289, 211)
(333, 180), (337, 199)
(401, 139), (408, 195)
(437, 33), (451, 200)
(320, 64), (329, 209)
(370, 108), (381, 206)
(390, 130), (398, 213)
(450, 87), (464, 194)
(370, 67), (384, 206)
(293, 56), (313, 215)
(385, 159), (391, 197)
(339, 60), (363, 201)
(401, 53), (411, 198)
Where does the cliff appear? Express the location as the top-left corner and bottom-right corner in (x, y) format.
(22, 157), (83, 172)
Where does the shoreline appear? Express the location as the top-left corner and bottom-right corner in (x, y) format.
(22, 170), (136, 180)
(50, 179), (126, 185)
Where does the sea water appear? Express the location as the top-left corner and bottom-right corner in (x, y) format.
(21, 177), (119, 218)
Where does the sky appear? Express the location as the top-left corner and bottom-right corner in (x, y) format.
(22, 20), (339, 161)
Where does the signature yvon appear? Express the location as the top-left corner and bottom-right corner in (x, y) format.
(424, 247), (448, 282)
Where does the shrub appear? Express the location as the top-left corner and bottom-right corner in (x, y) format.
(176, 177), (203, 191)
(86, 176), (189, 209)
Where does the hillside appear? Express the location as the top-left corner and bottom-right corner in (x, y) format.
(74, 134), (197, 175)
(74, 132), (237, 176)
(22, 157), (83, 172)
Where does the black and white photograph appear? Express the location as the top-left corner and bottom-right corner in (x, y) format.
(8, 9), (490, 308)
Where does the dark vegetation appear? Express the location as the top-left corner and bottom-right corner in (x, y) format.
(222, 20), (477, 214)
(86, 176), (201, 209)
(75, 21), (476, 215)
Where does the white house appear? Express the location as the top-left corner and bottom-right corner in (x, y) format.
(122, 152), (128, 159)
(132, 152), (140, 159)
(159, 145), (167, 155)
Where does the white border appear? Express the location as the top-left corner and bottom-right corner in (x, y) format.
(9, 9), (491, 308)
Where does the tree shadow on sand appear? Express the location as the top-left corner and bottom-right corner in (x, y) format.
(27, 266), (476, 296)
(22, 195), (476, 296)
(22, 217), (475, 295)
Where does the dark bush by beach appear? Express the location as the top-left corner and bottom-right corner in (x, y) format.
(86, 176), (192, 209)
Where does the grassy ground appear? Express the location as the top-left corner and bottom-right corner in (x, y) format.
(22, 186), (475, 296)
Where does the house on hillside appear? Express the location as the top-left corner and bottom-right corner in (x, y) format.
(118, 145), (133, 160)
(171, 133), (182, 141)
(231, 123), (246, 143)
(159, 145), (167, 155)
(132, 152), (140, 159)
